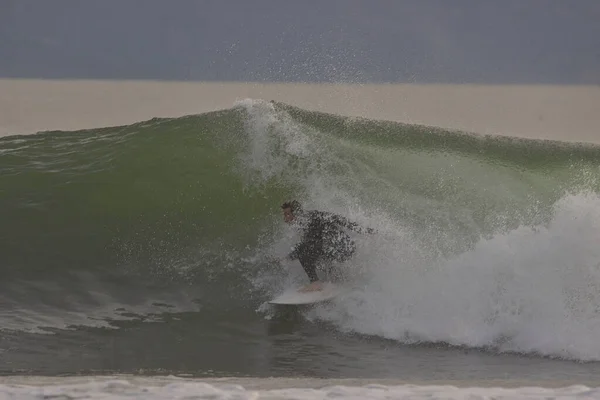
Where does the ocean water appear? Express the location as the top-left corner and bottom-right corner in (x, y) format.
(1, 100), (600, 396)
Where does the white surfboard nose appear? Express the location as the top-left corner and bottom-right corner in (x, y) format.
(269, 283), (344, 305)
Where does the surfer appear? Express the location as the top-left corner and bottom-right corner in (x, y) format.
(281, 200), (374, 292)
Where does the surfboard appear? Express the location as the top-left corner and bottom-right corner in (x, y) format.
(269, 283), (344, 305)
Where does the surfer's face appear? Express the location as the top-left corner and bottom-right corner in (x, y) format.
(283, 207), (295, 223)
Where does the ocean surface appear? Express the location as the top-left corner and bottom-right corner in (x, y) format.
(2, 99), (600, 397)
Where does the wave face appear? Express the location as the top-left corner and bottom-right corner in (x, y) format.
(2, 100), (600, 362)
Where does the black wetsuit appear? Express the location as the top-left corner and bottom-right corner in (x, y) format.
(287, 210), (372, 282)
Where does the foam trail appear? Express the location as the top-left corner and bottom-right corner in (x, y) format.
(2, 377), (599, 400)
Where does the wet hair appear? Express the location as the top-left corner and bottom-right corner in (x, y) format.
(281, 200), (302, 213)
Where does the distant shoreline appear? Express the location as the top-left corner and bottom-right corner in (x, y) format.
(2, 79), (599, 144)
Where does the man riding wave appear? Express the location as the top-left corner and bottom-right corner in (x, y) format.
(281, 200), (374, 292)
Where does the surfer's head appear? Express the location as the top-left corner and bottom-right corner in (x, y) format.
(281, 200), (302, 223)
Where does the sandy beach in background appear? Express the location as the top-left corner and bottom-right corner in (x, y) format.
(1, 79), (599, 143)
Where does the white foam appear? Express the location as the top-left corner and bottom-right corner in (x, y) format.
(311, 192), (600, 361)
(1, 377), (598, 400)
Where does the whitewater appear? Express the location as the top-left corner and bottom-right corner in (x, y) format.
(1, 376), (599, 400)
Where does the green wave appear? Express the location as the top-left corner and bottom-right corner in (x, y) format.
(1, 101), (599, 283)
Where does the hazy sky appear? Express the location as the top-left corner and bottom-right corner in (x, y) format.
(1, 0), (599, 84)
